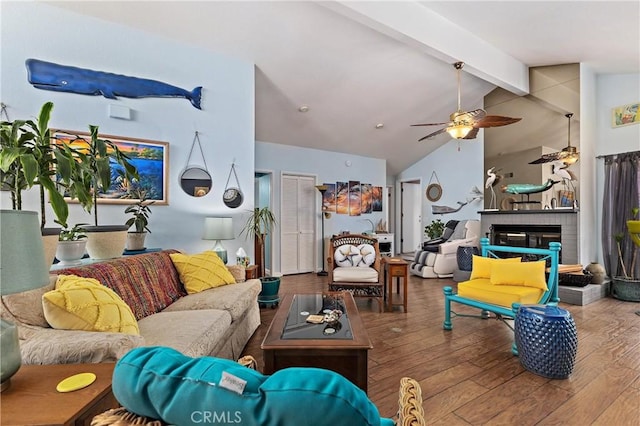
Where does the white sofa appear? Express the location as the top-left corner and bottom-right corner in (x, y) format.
(0, 250), (261, 364)
(410, 220), (481, 278)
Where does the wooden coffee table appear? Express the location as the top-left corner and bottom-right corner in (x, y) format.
(261, 291), (372, 392)
(1, 362), (118, 426)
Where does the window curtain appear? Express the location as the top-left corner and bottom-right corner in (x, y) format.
(601, 151), (640, 278)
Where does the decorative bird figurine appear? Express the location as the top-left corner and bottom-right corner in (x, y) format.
(551, 161), (576, 181)
(485, 167), (502, 209)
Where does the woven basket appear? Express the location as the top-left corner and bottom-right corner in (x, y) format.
(558, 270), (593, 287)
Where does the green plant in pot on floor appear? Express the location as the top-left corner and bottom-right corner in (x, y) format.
(612, 207), (640, 302)
(241, 206), (280, 307)
(124, 189), (154, 251)
(0, 102), (86, 264)
(62, 125), (139, 260)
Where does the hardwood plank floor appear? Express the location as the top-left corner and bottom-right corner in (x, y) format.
(241, 273), (640, 425)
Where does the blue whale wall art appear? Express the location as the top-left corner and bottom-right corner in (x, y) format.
(26, 58), (202, 109)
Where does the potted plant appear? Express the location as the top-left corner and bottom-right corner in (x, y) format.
(240, 206), (279, 307)
(55, 223), (88, 266)
(63, 125), (139, 259)
(612, 207), (640, 301)
(424, 219), (445, 240)
(0, 102), (83, 265)
(124, 189), (154, 251)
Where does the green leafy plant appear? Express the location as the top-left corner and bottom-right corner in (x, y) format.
(0, 102), (76, 229)
(424, 219), (445, 239)
(58, 223), (88, 241)
(65, 125), (139, 226)
(124, 189), (154, 233)
(240, 206), (277, 277)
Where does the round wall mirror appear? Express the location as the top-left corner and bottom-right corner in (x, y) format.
(180, 166), (212, 197)
(426, 183), (442, 202)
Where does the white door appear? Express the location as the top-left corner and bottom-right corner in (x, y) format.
(280, 174), (315, 274)
(401, 181), (421, 253)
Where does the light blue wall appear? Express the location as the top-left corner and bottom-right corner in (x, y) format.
(1, 2), (255, 256)
(256, 141), (386, 275)
(397, 135), (485, 241)
(593, 72), (640, 263)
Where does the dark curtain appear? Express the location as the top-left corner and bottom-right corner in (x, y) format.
(601, 151), (640, 278)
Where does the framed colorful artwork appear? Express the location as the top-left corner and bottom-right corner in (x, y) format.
(612, 102), (640, 128)
(336, 181), (349, 214)
(372, 186), (383, 212)
(361, 183), (372, 214)
(349, 180), (361, 216)
(54, 130), (169, 205)
(322, 183), (336, 212)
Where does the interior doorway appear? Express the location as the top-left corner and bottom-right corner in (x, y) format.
(400, 179), (422, 255)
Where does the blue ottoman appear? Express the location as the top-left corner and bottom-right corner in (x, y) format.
(515, 305), (578, 379)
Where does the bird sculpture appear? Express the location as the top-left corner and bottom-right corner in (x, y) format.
(551, 160), (576, 182)
(484, 167), (502, 210)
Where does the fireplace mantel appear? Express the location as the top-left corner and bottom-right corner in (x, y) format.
(479, 210), (579, 264)
(479, 209), (578, 215)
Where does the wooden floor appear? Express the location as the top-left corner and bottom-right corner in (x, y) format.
(242, 273), (640, 425)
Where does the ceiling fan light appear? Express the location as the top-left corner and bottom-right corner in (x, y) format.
(563, 153), (579, 165)
(447, 124), (473, 139)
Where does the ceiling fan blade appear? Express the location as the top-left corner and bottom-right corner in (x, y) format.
(474, 115), (522, 128)
(418, 127), (447, 141)
(528, 152), (563, 164)
(462, 127), (480, 140)
(410, 121), (452, 127)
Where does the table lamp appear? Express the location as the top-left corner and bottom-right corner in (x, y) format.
(203, 217), (234, 264)
(1, 210), (50, 391)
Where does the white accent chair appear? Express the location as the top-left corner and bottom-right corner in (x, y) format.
(410, 220), (481, 278)
(327, 234), (383, 312)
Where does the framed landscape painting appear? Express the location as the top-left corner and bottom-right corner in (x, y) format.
(54, 130), (169, 205)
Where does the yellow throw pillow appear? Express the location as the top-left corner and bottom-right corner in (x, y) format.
(490, 261), (548, 290)
(43, 275), (139, 335)
(170, 251), (236, 294)
(470, 256), (522, 280)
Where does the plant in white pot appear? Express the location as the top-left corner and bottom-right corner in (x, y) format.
(124, 189), (154, 251)
(63, 125), (139, 259)
(55, 223), (88, 266)
(612, 207), (640, 301)
(0, 102), (81, 265)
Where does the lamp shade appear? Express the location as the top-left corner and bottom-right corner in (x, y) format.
(0, 210), (50, 295)
(447, 124), (473, 139)
(203, 217), (234, 241)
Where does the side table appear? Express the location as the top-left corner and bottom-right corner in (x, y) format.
(382, 257), (408, 312)
(245, 264), (259, 280)
(1, 363), (118, 426)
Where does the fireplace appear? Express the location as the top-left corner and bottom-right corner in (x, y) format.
(491, 224), (562, 263)
(480, 210), (578, 264)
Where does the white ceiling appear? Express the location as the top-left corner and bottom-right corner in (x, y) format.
(45, 1), (640, 175)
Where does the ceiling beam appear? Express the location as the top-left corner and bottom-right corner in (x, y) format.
(321, 0), (530, 96)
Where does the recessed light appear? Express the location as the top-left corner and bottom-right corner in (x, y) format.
(298, 105), (309, 113)
(375, 123), (384, 129)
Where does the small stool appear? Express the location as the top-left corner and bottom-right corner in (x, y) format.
(383, 257), (408, 312)
(515, 305), (578, 379)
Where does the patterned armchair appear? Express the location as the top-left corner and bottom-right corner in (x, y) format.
(327, 234), (383, 312)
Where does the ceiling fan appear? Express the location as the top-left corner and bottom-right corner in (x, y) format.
(528, 113), (579, 166)
(411, 62), (522, 141)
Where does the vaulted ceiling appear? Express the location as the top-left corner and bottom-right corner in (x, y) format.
(46, 1), (640, 175)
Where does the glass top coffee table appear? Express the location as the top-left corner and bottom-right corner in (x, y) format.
(261, 291), (372, 392)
